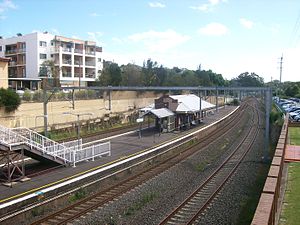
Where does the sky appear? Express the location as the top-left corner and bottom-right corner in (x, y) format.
(1, 0), (300, 82)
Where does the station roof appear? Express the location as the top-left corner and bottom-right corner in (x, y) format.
(170, 94), (215, 113)
(148, 108), (174, 118)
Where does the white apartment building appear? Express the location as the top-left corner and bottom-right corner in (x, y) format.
(0, 32), (103, 89)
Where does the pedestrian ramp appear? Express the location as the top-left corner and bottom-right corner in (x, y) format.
(0, 125), (111, 166)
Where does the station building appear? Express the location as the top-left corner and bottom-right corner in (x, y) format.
(141, 94), (215, 132)
(0, 32), (103, 90)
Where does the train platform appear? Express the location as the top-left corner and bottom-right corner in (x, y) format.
(0, 106), (237, 209)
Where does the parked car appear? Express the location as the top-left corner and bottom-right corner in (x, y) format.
(289, 110), (300, 119)
(287, 107), (300, 113)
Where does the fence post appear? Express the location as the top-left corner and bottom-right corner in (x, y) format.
(73, 150), (76, 167)
(108, 141), (111, 156)
(92, 145), (95, 161)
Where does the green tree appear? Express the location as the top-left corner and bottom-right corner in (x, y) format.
(39, 60), (61, 87)
(285, 84), (300, 97)
(0, 88), (21, 112)
(121, 63), (142, 86)
(142, 59), (158, 86)
(98, 62), (122, 86)
(231, 72), (264, 87)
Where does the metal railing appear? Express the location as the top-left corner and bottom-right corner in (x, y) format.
(0, 125), (111, 166)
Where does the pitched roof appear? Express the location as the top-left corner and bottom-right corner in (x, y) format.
(149, 108), (174, 118)
(169, 94), (215, 113)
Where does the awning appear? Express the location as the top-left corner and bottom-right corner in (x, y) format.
(149, 108), (174, 118)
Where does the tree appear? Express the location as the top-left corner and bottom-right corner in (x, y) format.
(0, 88), (21, 112)
(231, 72), (264, 87)
(39, 60), (61, 88)
(142, 59), (158, 86)
(98, 62), (122, 86)
(285, 84), (299, 97)
(121, 64), (142, 86)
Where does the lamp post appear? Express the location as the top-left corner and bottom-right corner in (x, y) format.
(63, 112), (93, 148)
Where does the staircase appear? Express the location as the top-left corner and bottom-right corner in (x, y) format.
(0, 125), (70, 165)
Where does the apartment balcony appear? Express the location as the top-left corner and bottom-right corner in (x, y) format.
(18, 48), (26, 53)
(8, 61), (17, 66)
(85, 61), (95, 67)
(62, 72), (72, 77)
(74, 73), (83, 78)
(62, 47), (72, 53)
(85, 73), (95, 78)
(74, 60), (83, 66)
(62, 59), (72, 65)
(5, 49), (17, 55)
(8, 73), (17, 78)
(74, 49), (83, 54)
(85, 51), (95, 56)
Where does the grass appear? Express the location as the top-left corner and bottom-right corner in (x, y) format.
(280, 163), (300, 225)
(289, 127), (300, 145)
(68, 188), (86, 203)
(124, 192), (158, 216)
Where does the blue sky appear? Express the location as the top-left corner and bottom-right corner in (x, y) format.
(1, 0), (300, 82)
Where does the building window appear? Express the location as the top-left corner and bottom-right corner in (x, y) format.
(40, 41), (47, 47)
(0, 46), (2, 52)
(97, 58), (101, 62)
(50, 54), (53, 58)
(40, 53), (47, 59)
(51, 41), (54, 46)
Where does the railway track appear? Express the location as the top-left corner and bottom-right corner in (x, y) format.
(28, 102), (252, 225)
(158, 99), (261, 225)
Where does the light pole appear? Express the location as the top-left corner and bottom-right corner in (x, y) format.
(63, 112), (93, 148)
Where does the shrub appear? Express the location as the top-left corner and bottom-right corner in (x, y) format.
(32, 90), (43, 102)
(0, 88), (21, 112)
(22, 90), (32, 101)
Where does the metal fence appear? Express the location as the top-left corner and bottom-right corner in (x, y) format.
(0, 125), (111, 166)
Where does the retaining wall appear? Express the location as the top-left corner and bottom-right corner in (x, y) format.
(251, 115), (289, 225)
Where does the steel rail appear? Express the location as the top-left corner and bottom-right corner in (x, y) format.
(159, 100), (261, 225)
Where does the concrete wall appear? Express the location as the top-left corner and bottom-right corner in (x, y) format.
(0, 91), (160, 129)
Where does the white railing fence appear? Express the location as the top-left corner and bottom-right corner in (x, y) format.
(0, 125), (111, 166)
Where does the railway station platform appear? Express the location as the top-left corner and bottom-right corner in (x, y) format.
(0, 105), (237, 215)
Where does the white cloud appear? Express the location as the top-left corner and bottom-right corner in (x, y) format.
(0, 0), (17, 12)
(198, 22), (229, 36)
(128, 29), (190, 53)
(90, 12), (100, 17)
(148, 2), (165, 8)
(0, 0), (17, 19)
(240, 18), (254, 29)
(190, 0), (226, 12)
(87, 31), (105, 46)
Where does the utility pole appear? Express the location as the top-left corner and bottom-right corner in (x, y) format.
(279, 54), (283, 83)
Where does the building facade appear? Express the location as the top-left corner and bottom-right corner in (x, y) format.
(0, 32), (103, 90)
(0, 57), (10, 89)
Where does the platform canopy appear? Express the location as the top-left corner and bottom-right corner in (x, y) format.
(148, 108), (175, 118)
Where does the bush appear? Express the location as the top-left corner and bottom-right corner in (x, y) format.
(0, 88), (21, 112)
(32, 90), (43, 102)
(22, 90), (32, 101)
